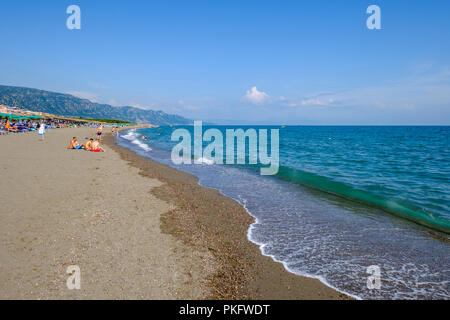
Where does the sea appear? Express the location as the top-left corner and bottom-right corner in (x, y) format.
(118, 125), (449, 300)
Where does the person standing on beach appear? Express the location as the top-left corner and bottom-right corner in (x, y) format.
(112, 126), (120, 142)
(38, 123), (45, 141)
(4, 118), (10, 133)
(114, 126), (120, 141)
(97, 124), (103, 141)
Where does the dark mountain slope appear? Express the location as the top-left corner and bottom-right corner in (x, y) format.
(0, 85), (191, 125)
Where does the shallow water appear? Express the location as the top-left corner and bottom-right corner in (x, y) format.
(118, 126), (450, 299)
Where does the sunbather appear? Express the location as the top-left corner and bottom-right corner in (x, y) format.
(90, 139), (106, 152)
(67, 137), (85, 150)
(84, 138), (94, 151)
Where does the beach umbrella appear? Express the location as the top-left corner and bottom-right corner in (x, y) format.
(4, 115), (29, 120)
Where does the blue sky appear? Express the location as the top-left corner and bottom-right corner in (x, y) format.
(1, 0), (449, 124)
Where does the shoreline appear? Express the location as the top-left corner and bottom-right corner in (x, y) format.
(0, 126), (349, 299)
(107, 128), (351, 299)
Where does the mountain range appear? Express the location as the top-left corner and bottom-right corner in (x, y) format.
(0, 85), (192, 125)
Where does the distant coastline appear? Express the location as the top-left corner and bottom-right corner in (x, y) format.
(0, 85), (192, 125)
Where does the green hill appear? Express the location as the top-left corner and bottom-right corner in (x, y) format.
(0, 85), (192, 125)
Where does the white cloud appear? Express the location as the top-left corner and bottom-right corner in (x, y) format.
(280, 67), (450, 110)
(243, 86), (270, 104)
(283, 94), (340, 107)
(184, 104), (200, 111)
(108, 99), (121, 106)
(297, 97), (336, 107)
(129, 103), (149, 109)
(89, 82), (109, 89)
(67, 91), (98, 102)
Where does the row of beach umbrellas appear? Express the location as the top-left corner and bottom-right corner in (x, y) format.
(0, 113), (43, 120)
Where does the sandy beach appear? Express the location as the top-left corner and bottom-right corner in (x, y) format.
(0, 127), (348, 300)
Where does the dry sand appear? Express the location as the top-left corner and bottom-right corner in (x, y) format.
(0, 127), (213, 299)
(0, 126), (349, 300)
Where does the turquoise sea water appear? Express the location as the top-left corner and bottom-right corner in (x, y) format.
(118, 126), (449, 299)
(276, 126), (449, 233)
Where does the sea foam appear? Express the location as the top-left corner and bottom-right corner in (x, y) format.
(121, 130), (152, 152)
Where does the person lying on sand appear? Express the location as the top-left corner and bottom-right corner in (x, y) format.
(90, 139), (106, 152)
(67, 137), (76, 149)
(67, 137), (84, 150)
(84, 138), (94, 151)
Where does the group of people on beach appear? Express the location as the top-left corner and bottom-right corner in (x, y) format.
(68, 137), (106, 152)
(67, 124), (109, 152)
(1, 117), (84, 135)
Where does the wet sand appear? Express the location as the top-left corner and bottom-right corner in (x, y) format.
(0, 127), (349, 299)
(105, 129), (350, 300)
